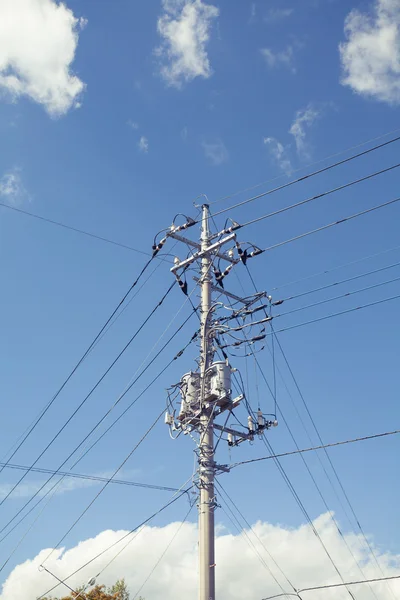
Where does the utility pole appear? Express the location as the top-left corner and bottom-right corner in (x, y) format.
(198, 204), (216, 600)
(162, 204), (278, 600)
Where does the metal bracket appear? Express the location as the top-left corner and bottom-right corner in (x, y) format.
(169, 232), (238, 265)
(170, 233), (237, 273)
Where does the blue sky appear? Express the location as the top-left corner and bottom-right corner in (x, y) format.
(0, 1), (400, 598)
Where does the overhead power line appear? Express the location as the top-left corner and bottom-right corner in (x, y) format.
(239, 161), (400, 229)
(272, 244), (400, 292)
(261, 574), (400, 600)
(260, 196), (400, 255)
(209, 133), (400, 218)
(0, 461), (180, 492)
(274, 259), (400, 304)
(0, 304), (196, 546)
(230, 429), (400, 469)
(36, 484), (193, 600)
(268, 292), (400, 336)
(0, 200), (170, 259)
(0, 254), (157, 476)
(210, 126), (400, 206)
(0, 279), (177, 513)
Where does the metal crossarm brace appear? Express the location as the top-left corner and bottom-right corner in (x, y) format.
(170, 232), (237, 273)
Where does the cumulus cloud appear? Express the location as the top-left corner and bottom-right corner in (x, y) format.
(1, 513), (399, 600)
(202, 138), (229, 165)
(138, 136), (149, 153)
(261, 46), (296, 72)
(0, 0), (86, 117)
(264, 137), (292, 174)
(339, 0), (400, 104)
(156, 0), (219, 87)
(0, 168), (29, 204)
(289, 104), (321, 157)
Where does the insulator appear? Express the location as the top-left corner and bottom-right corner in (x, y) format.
(272, 299), (284, 306)
(248, 415), (255, 433)
(272, 419), (278, 427)
(177, 278), (188, 295)
(257, 409), (265, 428)
(228, 433), (235, 446)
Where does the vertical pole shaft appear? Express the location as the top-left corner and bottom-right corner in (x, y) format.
(199, 204), (216, 600)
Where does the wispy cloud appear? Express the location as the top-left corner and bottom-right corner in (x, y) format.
(339, 0), (400, 105)
(138, 135), (149, 153)
(261, 46), (296, 73)
(0, 0), (86, 116)
(181, 126), (188, 141)
(289, 104), (321, 157)
(202, 138), (229, 166)
(127, 119), (139, 130)
(264, 8), (294, 23)
(0, 167), (29, 204)
(263, 137), (292, 174)
(155, 0), (219, 88)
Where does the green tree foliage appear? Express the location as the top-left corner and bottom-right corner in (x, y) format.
(42, 578), (141, 600)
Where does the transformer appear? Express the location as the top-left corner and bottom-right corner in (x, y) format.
(206, 361), (232, 407)
(178, 371), (200, 421)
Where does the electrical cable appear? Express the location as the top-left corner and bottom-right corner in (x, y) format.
(0, 200), (174, 261)
(36, 484), (193, 600)
(0, 254), (157, 477)
(207, 134), (400, 219)
(237, 162), (400, 230)
(40, 408), (166, 569)
(229, 429), (400, 467)
(216, 480), (296, 595)
(275, 260), (400, 305)
(209, 126), (400, 206)
(261, 574), (400, 600)
(275, 275), (400, 319)
(0, 462), (181, 492)
(0, 307), (197, 553)
(258, 196), (400, 256)
(0, 280), (177, 527)
(246, 265), (399, 600)
(131, 503), (195, 600)
(272, 244), (400, 292)
(266, 292), (400, 336)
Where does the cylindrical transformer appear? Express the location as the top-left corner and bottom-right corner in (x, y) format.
(208, 361), (231, 405)
(178, 371), (201, 420)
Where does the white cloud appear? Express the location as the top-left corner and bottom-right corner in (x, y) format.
(2, 513), (400, 600)
(156, 0), (219, 87)
(339, 0), (400, 104)
(138, 136), (149, 153)
(181, 125), (189, 140)
(0, 0), (86, 117)
(127, 120), (139, 130)
(264, 137), (292, 174)
(202, 138), (229, 165)
(261, 46), (296, 72)
(0, 168), (29, 204)
(289, 104), (321, 157)
(264, 8), (294, 23)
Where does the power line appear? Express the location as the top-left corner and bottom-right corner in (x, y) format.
(0, 200), (172, 260)
(267, 292), (400, 336)
(210, 126), (400, 206)
(261, 574), (400, 600)
(272, 244), (400, 292)
(208, 134), (400, 218)
(230, 429), (400, 468)
(275, 260), (400, 304)
(0, 306), (196, 547)
(238, 161), (400, 230)
(0, 461), (180, 492)
(276, 275), (400, 319)
(260, 196), (400, 255)
(36, 485), (192, 600)
(0, 280), (177, 520)
(0, 254), (156, 476)
(245, 266), (396, 600)
(39, 408), (166, 569)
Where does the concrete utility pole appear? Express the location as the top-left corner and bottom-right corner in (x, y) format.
(198, 204), (216, 600)
(164, 204), (278, 600)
